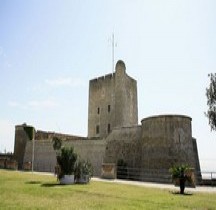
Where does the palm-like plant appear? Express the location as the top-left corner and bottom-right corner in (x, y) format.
(57, 147), (77, 179)
(169, 165), (193, 194)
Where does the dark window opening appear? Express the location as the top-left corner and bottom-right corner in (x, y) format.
(97, 107), (100, 114)
(108, 105), (111, 112)
(96, 125), (100, 134)
(108, 124), (111, 133)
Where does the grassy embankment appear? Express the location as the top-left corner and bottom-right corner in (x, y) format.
(0, 169), (216, 210)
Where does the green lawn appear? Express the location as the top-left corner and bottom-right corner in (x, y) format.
(0, 169), (216, 210)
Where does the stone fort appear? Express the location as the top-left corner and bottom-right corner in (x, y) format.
(13, 60), (201, 183)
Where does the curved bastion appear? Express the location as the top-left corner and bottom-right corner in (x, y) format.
(140, 114), (196, 170)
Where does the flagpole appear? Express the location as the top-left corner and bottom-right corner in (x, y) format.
(32, 131), (35, 172)
(112, 33), (114, 73)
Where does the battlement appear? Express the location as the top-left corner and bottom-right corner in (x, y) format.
(35, 130), (87, 141)
(89, 73), (115, 84)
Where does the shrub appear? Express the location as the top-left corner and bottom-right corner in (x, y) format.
(57, 146), (77, 179)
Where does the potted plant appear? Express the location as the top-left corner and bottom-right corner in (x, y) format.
(75, 159), (93, 184)
(57, 146), (78, 184)
(169, 165), (195, 194)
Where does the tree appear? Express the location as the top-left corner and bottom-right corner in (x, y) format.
(52, 136), (62, 151)
(206, 73), (216, 131)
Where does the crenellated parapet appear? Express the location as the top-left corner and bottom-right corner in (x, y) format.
(89, 73), (115, 85)
(35, 130), (87, 141)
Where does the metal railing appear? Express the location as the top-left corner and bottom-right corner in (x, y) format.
(116, 166), (172, 183)
(201, 172), (216, 186)
(116, 167), (214, 185)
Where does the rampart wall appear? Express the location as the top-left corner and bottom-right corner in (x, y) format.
(23, 139), (106, 176)
(17, 114), (201, 183)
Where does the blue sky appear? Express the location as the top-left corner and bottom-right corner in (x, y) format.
(0, 0), (216, 171)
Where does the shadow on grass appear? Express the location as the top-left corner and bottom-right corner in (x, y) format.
(41, 183), (62, 187)
(25, 181), (42, 185)
(41, 181), (91, 188)
(170, 191), (193, 196)
(75, 189), (113, 198)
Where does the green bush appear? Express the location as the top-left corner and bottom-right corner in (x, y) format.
(75, 159), (93, 182)
(57, 146), (77, 178)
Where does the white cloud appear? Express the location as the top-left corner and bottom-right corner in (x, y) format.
(8, 101), (21, 108)
(8, 99), (58, 110)
(27, 99), (58, 109)
(45, 77), (86, 87)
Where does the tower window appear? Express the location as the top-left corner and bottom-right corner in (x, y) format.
(96, 125), (100, 134)
(108, 124), (111, 133)
(97, 107), (100, 114)
(108, 105), (111, 112)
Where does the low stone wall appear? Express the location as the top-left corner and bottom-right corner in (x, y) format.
(0, 159), (18, 170)
(0, 159), (6, 168)
(6, 160), (18, 170)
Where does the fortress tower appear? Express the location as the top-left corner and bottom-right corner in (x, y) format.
(88, 60), (138, 138)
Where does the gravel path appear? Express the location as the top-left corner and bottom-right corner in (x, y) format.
(28, 171), (216, 193)
(92, 177), (216, 194)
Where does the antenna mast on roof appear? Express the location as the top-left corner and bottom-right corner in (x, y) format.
(112, 33), (117, 73)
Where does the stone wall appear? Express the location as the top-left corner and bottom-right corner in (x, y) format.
(115, 68), (138, 128)
(88, 73), (115, 138)
(23, 140), (56, 172)
(192, 138), (202, 181)
(104, 126), (141, 167)
(114, 61), (138, 129)
(17, 114), (201, 183)
(140, 115), (196, 170)
(88, 60), (138, 139)
(23, 139), (106, 176)
(14, 125), (87, 171)
(102, 115), (201, 183)
(13, 124), (31, 169)
(35, 130), (86, 140)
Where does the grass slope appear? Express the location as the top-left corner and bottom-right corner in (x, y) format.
(0, 169), (216, 210)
